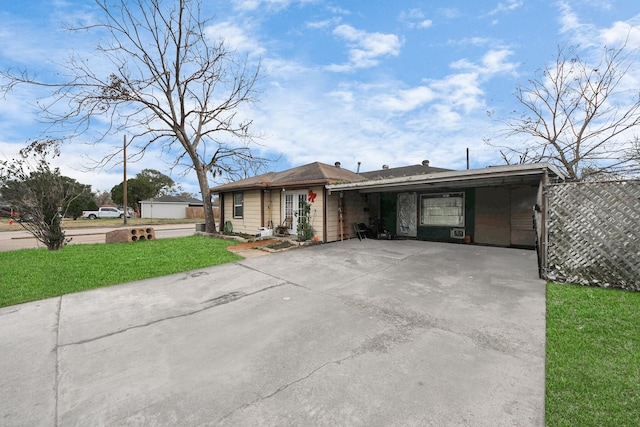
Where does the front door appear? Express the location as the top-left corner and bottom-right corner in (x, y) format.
(283, 191), (308, 235)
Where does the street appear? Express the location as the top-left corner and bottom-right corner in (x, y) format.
(0, 223), (198, 252)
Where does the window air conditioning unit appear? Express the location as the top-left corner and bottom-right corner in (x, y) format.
(451, 228), (465, 239)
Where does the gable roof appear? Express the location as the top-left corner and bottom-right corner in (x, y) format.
(210, 162), (367, 193)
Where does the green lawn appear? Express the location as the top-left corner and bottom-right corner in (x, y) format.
(0, 235), (241, 308)
(546, 282), (640, 427)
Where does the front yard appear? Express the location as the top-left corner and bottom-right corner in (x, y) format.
(0, 239), (638, 425)
(546, 282), (640, 426)
(0, 235), (240, 308)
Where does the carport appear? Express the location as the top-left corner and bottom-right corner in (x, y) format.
(327, 163), (566, 270)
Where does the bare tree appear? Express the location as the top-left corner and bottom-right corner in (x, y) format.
(0, 143), (76, 250)
(493, 44), (640, 180)
(94, 190), (114, 207)
(1, 0), (267, 232)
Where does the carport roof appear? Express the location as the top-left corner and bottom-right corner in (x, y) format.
(326, 163), (566, 193)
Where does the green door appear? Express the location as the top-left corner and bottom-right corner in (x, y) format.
(380, 193), (396, 235)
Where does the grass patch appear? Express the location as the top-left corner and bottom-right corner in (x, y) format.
(0, 235), (241, 308)
(546, 282), (640, 426)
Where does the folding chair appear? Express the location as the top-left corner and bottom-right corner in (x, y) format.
(353, 223), (367, 240)
(275, 216), (293, 236)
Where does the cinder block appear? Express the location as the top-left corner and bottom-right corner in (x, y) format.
(105, 227), (155, 243)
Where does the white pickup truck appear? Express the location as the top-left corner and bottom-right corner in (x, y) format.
(82, 207), (129, 219)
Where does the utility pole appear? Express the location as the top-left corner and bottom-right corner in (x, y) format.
(123, 135), (128, 225)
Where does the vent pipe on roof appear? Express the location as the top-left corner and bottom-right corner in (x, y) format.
(356, 161), (361, 173)
(422, 160), (430, 166)
(335, 161), (341, 168)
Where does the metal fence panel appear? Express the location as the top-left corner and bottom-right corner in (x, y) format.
(544, 180), (640, 291)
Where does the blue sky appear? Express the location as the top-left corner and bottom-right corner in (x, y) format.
(1, 0), (639, 195)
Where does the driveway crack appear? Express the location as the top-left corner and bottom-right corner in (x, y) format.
(59, 283), (287, 348)
(219, 354), (354, 423)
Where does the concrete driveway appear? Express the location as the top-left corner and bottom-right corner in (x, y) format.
(0, 240), (545, 426)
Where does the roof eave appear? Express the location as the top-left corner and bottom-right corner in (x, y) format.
(326, 163), (566, 193)
(212, 178), (365, 193)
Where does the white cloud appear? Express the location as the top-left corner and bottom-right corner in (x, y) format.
(486, 0), (523, 16)
(558, 2), (640, 50)
(429, 73), (484, 113)
(450, 49), (517, 76)
(449, 37), (495, 47)
(247, 47), (511, 173)
(205, 21), (265, 56)
(557, 1), (604, 48)
(481, 49), (519, 74)
(399, 9), (433, 29)
(306, 18), (341, 30)
(372, 86), (436, 113)
(599, 20), (640, 49)
(326, 90), (355, 105)
(232, 0), (288, 12)
(232, 0), (314, 12)
(327, 24), (402, 72)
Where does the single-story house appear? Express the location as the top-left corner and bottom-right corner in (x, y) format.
(210, 161), (369, 238)
(210, 161), (566, 250)
(139, 195), (205, 219)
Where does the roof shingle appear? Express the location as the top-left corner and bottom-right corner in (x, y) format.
(210, 162), (366, 192)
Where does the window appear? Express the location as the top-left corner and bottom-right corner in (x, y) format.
(233, 192), (244, 218)
(420, 192), (464, 227)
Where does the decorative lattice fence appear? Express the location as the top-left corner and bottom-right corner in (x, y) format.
(543, 180), (640, 291)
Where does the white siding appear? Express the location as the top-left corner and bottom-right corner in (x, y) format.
(224, 190), (263, 234)
(140, 202), (187, 219)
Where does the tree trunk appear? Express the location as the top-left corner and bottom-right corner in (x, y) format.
(195, 164), (217, 233)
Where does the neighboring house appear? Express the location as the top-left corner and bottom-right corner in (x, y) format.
(139, 196), (204, 219)
(212, 161), (566, 249)
(360, 160), (451, 179)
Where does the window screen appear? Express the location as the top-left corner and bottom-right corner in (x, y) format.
(420, 192), (464, 227)
(233, 192), (244, 218)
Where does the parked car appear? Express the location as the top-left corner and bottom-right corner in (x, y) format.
(82, 206), (130, 219)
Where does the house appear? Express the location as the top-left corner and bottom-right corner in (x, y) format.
(212, 161), (566, 250)
(139, 195), (205, 219)
(210, 162), (368, 240)
(210, 160), (453, 241)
